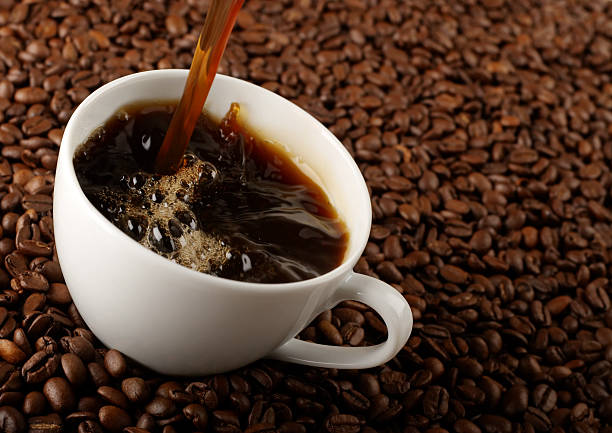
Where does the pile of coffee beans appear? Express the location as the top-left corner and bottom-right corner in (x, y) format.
(0, 0), (611, 432)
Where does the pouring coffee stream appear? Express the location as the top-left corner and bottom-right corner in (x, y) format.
(153, 0), (245, 174)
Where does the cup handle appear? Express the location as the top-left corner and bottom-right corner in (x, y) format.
(267, 272), (413, 369)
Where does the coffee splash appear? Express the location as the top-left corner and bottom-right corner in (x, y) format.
(95, 153), (229, 273)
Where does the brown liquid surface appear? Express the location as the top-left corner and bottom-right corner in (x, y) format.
(74, 102), (349, 283)
(154, 0), (244, 174)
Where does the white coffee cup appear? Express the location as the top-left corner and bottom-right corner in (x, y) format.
(53, 69), (413, 376)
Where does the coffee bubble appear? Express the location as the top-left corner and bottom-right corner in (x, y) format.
(98, 153), (229, 273)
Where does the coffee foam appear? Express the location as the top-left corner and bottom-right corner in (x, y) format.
(98, 152), (229, 272)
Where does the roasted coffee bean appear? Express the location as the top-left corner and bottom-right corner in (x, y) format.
(318, 321), (342, 345)
(5, 252), (28, 278)
(380, 370), (409, 394)
(340, 323), (364, 346)
(547, 296), (572, 315)
(34, 337), (57, 354)
(212, 409), (240, 431)
(477, 414), (512, 433)
(22, 195), (52, 213)
(98, 405), (131, 432)
(121, 378), (149, 404)
(23, 293), (45, 315)
(324, 414), (361, 433)
(501, 385), (528, 416)
(456, 357), (483, 378)
(156, 382), (182, 399)
(135, 413), (156, 431)
(454, 419), (482, 433)
(14, 88), (48, 105)
(103, 350), (127, 378)
(279, 422), (306, 433)
(532, 384), (557, 413)
(341, 388), (370, 411)
(16, 270), (49, 292)
(145, 396), (175, 418)
(334, 308), (365, 326)
(440, 265), (469, 284)
(46, 284), (70, 305)
(22, 391), (45, 416)
(43, 377), (76, 413)
(357, 374), (380, 397)
(22, 351), (59, 384)
(77, 396), (103, 414)
(183, 403), (208, 430)
(524, 407), (552, 431)
(0, 339), (25, 364)
(61, 337), (95, 363)
(97, 386), (129, 409)
(87, 363), (110, 388)
(599, 396), (612, 424)
(422, 386), (449, 420)
(28, 413), (62, 433)
(0, 406), (25, 433)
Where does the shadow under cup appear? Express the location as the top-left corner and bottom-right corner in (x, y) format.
(53, 70), (404, 376)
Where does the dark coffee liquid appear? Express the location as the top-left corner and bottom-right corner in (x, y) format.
(74, 102), (349, 283)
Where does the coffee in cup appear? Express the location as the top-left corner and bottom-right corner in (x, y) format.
(73, 100), (349, 283)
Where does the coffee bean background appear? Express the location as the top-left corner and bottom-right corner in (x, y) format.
(0, 0), (612, 432)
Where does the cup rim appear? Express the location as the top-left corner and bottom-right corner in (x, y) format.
(59, 69), (372, 291)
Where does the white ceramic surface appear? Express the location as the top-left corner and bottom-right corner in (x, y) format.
(53, 69), (413, 375)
